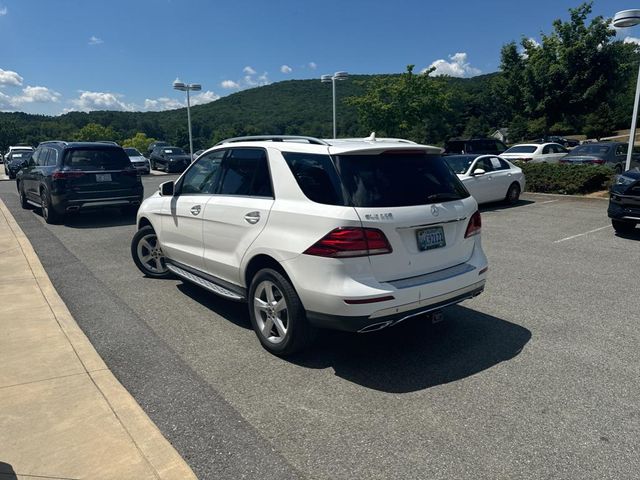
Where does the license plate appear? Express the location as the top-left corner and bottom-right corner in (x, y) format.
(96, 173), (112, 182)
(416, 226), (446, 251)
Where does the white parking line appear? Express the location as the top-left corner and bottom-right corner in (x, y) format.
(554, 225), (612, 244)
(523, 200), (559, 207)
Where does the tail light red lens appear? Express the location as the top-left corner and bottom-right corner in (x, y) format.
(465, 211), (482, 238)
(52, 170), (85, 180)
(304, 227), (393, 258)
(592, 159), (605, 165)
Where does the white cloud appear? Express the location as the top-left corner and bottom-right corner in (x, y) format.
(308, 62), (317, 70)
(88, 35), (104, 45)
(423, 52), (481, 78)
(0, 6), (7, 15)
(280, 64), (292, 74)
(221, 79), (240, 89)
(143, 97), (184, 111)
(243, 66), (256, 75)
(190, 90), (219, 105)
(624, 36), (640, 46)
(71, 90), (134, 112)
(11, 86), (61, 105)
(0, 68), (24, 86)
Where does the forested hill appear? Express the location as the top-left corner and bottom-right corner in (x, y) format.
(0, 73), (497, 150)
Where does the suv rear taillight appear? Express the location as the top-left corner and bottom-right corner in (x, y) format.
(304, 227), (393, 258)
(52, 170), (85, 180)
(465, 211), (482, 238)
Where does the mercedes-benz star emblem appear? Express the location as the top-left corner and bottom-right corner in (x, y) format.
(431, 205), (439, 217)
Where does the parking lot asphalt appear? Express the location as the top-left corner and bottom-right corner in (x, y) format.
(1, 176), (639, 480)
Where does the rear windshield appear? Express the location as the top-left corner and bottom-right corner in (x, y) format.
(570, 145), (610, 156)
(64, 148), (131, 171)
(283, 152), (469, 207)
(504, 145), (537, 154)
(124, 148), (141, 156)
(164, 148), (185, 155)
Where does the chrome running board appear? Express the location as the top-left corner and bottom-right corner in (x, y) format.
(167, 264), (244, 301)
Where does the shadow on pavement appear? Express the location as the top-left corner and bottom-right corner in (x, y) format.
(0, 461), (17, 479)
(479, 199), (534, 213)
(290, 305), (531, 393)
(59, 208), (137, 229)
(614, 228), (640, 240)
(176, 281), (252, 330)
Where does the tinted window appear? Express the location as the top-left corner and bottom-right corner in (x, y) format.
(473, 157), (494, 173)
(444, 141), (466, 154)
(218, 148), (273, 197)
(124, 148), (141, 156)
(64, 148), (131, 171)
(490, 157), (509, 170)
(180, 150), (224, 194)
(163, 148), (185, 155)
(282, 152), (345, 205)
(46, 148), (58, 166)
(505, 145), (537, 154)
(498, 159), (511, 170)
(443, 156), (474, 174)
(570, 145), (610, 156)
(335, 153), (469, 207)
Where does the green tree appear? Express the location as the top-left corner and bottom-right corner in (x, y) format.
(122, 132), (156, 152)
(583, 103), (614, 140)
(74, 122), (118, 142)
(346, 65), (458, 144)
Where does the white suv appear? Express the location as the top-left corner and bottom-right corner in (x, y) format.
(131, 135), (488, 355)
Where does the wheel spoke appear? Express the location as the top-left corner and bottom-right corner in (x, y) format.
(141, 254), (153, 263)
(266, 284), (276, 303)
(153, 258), (163, 271)
(255, 297), (269, 313)
(140, 239), (153, 252)
(273, 317), (287, 337)
(274, 298), (286, 314)
(262, 317), (274, 336)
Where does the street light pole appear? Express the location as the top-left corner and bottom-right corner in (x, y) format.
(173, 78), (202, 161)
(613, 9), (640, 171)
(321, 71), (349, 139)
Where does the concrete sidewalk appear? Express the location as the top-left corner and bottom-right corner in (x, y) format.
(0, 200), (197, 480)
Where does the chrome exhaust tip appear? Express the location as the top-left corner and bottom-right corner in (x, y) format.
(358, 320), (393, 333)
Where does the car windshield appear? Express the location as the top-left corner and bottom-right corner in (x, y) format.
(504, 145), (537, 154)
(164, 148), (185, 154)
(124, 148), (142, 156)
(64, 148), (131, 171)
(444, 156), (475, 174)
(335, 153), (470, 207)
(569, 145), (610, 156)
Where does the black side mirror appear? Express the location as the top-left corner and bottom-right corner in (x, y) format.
(160, 181), (175, 196)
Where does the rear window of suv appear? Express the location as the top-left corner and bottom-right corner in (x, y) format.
(64, 148), (131, 171)
(284, 151), (469, 207)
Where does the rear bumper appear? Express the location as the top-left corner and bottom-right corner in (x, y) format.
(307, 281), (485, 332)
(282, 239), (488, 332)
(51, 193), (143, 213)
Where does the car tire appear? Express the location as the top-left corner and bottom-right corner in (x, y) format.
(151, 159), (157, 170)
(615, 165), (623, 175)
(18, 183), (30, 210)
(612, 219), (636, 234)
(131, 225), (172, 278)
(248, 268), (316, 356)
(505, 182), (521, 205)
(40, 188), (61, 224)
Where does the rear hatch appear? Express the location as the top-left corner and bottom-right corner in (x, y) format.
(61, 147), (139, 199)
(332, 150), (475, 282)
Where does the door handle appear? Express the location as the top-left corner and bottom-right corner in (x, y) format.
(244, 211), (260, 224)
(190, 205), (201, 215)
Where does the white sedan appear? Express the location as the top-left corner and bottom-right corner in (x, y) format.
(444, 154), (526, 204)
(500, 142), (569, 163)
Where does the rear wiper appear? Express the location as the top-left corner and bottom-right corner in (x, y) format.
(427, 193), (461, 201)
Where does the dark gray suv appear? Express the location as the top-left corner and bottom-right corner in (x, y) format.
(16, 141), (143, 224)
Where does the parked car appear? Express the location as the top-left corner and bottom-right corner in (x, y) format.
(3, 145), (34, 164)
(4, 150), (33, 179)
(559, 142), (640, 173)
(16, 141), (143, 224)
(444, 137), (507, 155)
(130, 135), (488, 355)
(444, 154), (525, 204)
(608, 170), (640, 234)
(124, 147), (150, 174)
(96, 140), (120, 146)
(147, 141), (170, 157)
(501, 143), (568, 163)
(149, 146), (191, 173)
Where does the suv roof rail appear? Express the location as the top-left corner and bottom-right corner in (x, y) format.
(216, 135), (330, 146)
(37, 140), (68, 146)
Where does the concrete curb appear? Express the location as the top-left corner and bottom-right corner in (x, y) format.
(0, 200), (197, 480)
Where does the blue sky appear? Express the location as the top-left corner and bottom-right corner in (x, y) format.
(0, 0), (638, 116)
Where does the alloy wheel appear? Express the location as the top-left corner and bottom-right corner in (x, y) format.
(253, 280), (289, 344)
(136, 233), (168, 274)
